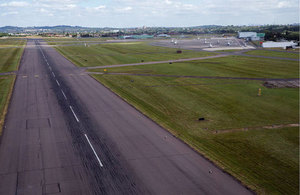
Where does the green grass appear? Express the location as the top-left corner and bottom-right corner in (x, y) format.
(54, 42), (217, 67)
(90, 55), (299, 78)
(210, 127), (299, 194)
(0, 38), (26, 47)
(44, 37), (114, 45)
(0, 47), (25, 73)
(0, 75), (15, 134)
(0, 39), (26, 73)
(92, 74), (299, 194)
(245, 50), (299, 59)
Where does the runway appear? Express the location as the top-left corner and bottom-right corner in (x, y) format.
(0, 39), (252, 194)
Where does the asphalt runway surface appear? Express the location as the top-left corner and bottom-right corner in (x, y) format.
(0, 39), (253, 194)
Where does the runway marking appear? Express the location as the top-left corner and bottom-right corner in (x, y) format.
(69, 106), (80, 122)
(49, 66), (52, 71)
(34, 75), (39, 78)
(84, 134), (104, 167)
(55, 79), (60, 86)
(52, 72), (55, 77)
(61, 90), (67, 100)
(22, 75), (27, 78)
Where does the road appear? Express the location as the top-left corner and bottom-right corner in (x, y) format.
(0, 39), (252, 194)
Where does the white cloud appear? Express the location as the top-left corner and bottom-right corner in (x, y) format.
(1, 11), (19, 16)
(95, 5), (106, 10)
(114, 6), (132, 13)
(277, 1), (293, 8)
(0, 1), (29, 7)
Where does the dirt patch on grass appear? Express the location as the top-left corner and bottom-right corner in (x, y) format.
(263, 79), (299, 88)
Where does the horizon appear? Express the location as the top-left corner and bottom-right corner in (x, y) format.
(1, 23), (299, 29)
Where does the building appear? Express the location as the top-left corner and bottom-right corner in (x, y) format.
(262, 41), (297, 49)
(238, 32), (264, 41)
(119, 34), (154, 39)
(157, 34), (170, 38)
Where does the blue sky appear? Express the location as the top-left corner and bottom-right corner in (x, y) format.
(0, 0), (298, 27)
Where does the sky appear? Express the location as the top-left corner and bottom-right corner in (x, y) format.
(0, 0), (299, 27)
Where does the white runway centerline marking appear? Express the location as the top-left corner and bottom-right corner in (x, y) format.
(84, 134), (104, 167)
(69, 106), (80, 122)
(52, 72), (55, 77)
(55, 79), (60, 86)
(61, 90), (67, 100)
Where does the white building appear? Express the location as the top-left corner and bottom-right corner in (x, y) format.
(262, 41), (297, 49)
(157, 34), (170, 38)
(238, 32), (257, 39)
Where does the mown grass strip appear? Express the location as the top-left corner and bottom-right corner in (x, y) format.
(245, 50), (299, 59)
(0, 75), (16, 134)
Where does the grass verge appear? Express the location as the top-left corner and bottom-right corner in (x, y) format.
(0, 39), (26, 73)
(0, 75), (16, 135)
(245, 50), (299, 59)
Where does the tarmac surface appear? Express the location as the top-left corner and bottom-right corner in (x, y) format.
(0, 39), (253, 194)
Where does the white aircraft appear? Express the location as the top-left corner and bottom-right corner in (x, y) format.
(227, 41), (231, 46)
(209, 43), (213, 48)
(174, 40), (177, 45)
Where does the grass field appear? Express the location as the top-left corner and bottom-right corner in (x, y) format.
(0, 75), (15, 134)
(0, 39), (26, 73)
(89, 54), (299, 194)
(90, 55), (299, 79)
(245, 50), (299, 59)
(0, 47), (25, 73)
(0, 38), (26, 47)
(54, 42), (217, 67)
(44, 37), (114, 45)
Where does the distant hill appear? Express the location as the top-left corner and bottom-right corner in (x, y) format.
(0, 25), (119, 33)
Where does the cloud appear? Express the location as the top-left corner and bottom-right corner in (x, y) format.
(0, 0), (298, 27)
(1, 11), (19, 16)
(0, 1), (29, 7)
(277, 1), (293, 8)
(115, 6), (133, 13)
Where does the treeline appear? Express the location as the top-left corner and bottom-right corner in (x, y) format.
(0, 33), (9, 37)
